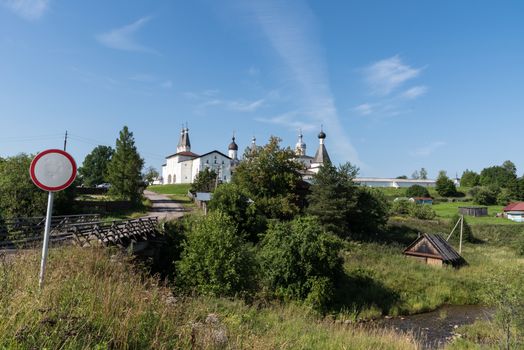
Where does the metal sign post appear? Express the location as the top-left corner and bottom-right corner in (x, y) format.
(30, 149), (77, 290)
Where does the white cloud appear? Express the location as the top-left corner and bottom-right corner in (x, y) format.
(1, 0), (48, 20)
(185, 90), (265, 113)
(256, 111), (316, 132)
(243, 0), (361, 164)
(97, 16), (157, 54)
(410, 141), (446, 157)
(401, 85), (428, 99)
(354, 103), (373, 116)
(364, 55), (422, 95)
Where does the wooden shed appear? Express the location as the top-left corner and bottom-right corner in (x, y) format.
(403, 233), (466, 268)
(458, 206), (488, 217)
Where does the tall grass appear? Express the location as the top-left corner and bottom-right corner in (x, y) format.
(0, 247), (418, 349)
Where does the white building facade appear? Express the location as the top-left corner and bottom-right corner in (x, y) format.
(161, 128), (237, 184)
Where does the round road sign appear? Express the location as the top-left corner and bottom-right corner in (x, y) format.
(30, 149), (77, 192)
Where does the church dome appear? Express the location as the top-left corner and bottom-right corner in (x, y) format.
(318, 130), (326, 139)
(228, 137), (238, 151)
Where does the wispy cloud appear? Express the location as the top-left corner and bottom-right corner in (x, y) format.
(97, 16), (157, 54)
(256, 111), (316, 132)
(354, 103), (373, 116)
(1, 0), (49, 20)
(242, 0), (360, 164)
(401, 85), (428, 99)
(364, 55), (422, 96)
(410, 141), (446, 157)
(185, 90), (266, 113)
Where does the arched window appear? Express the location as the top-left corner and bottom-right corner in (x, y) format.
(167, 174), (172, 184)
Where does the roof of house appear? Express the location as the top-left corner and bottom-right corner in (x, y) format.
(195, 192), (212, 201)
(504, 202), (524, 212)
(166, 151), (200, 159)
(404, 233), (466, 265)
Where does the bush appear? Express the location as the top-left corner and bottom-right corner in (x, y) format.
(208, 183), (266, 243)
(496, 188), (513, 206)
(405, 185), (430, 198)
(176, 211), (256, 296)
(473, 187), (499, 205)
(391, 199), (412, 215)
(409, 204), (436, 220)
(258, 216), (343, 312)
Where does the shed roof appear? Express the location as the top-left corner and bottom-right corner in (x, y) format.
(404, 233), (466, 266)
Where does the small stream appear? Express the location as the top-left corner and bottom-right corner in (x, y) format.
(375, 305), (494, 349)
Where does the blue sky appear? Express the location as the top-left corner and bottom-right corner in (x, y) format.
(1, 0), (524, 179)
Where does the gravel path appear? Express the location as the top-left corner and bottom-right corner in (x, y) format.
(143, 190), (186, 221)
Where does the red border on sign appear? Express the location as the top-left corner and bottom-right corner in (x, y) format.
(30, 149), (77, 192)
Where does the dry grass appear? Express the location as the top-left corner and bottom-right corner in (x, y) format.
(0, 247), (419, 349)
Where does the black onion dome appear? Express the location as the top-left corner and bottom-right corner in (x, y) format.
(318, 130), (326, 139)
(228, 137), (238, 150)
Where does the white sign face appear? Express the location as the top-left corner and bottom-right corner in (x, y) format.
(30, 149), (77, 192)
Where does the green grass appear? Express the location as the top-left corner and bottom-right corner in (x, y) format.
(432, 201), (518, 225)
(148, 184), (191, 195)
(340, 218), (524, 319)
(0, 247), (418, 349)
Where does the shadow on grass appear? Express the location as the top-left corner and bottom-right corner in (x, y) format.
(333, 270), (400, 318)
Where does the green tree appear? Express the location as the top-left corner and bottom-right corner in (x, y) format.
(176, 211), (256, 296)
(396, 175), (408, 179)
(480, 165), (516, 188)
(460, 169), (480, 187)
(350, 187), (390, 236)
(233, 136), (304, 219)
(473, 186), (499, 205)
(78, 145), (113, 187)
(258, 216), (343, 311)
(189, 168), (217, 193)
(0, 154), (76, 218)
(107, 126), (145, 203)
(306, 163), (359, 238)
(405, 184), (430, 198)
(411, 170), (419, 179)
(435, 171), (457, 197)
(143, 166), (159, 186)
(208, 183), (266, 242)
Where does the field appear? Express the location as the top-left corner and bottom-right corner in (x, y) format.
(0, 247), (418, 349)
(431, 201), (518, 225)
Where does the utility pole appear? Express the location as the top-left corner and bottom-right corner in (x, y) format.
(459, 215), (464, 254)
(63, 130), (68, 151)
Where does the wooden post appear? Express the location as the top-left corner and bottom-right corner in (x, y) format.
(459, 215), (464, 254)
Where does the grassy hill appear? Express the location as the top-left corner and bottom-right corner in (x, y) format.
(0, 247), (418, 349)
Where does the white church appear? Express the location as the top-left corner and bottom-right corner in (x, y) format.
(161, 126), (331, 184)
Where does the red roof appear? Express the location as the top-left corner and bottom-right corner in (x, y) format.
(503, 202), (524, 212)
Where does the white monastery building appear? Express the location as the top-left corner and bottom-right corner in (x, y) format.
(161, 128), (239, 184)
(161, 126), (332, 185)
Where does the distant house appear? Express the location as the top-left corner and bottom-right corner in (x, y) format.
(409, 197), (433, 205)
(503, 202), (524, 223)
(403, 233), (466, 268)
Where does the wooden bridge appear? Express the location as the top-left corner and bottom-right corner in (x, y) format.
(0, 214), (159, 250)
